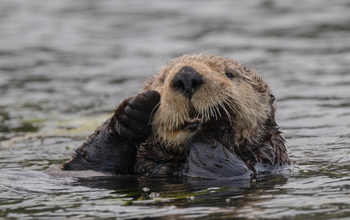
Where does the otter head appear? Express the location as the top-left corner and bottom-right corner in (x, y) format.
(142, 54), (274, 152)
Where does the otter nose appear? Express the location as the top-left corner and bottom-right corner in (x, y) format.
(172, 66), (203, 99)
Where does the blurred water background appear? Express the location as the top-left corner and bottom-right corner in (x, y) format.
(1, 0), (350, 219)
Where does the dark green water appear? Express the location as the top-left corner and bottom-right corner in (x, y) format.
(1, 0), (350, 219)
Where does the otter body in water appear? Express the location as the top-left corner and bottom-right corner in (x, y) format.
(49, 54), (290, 178)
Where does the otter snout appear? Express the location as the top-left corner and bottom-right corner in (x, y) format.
(172, 66), (203, 99)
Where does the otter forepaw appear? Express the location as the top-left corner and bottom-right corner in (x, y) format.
(115, 90), (160, 140)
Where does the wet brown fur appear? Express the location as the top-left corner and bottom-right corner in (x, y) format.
(143, 54), (272, 151)
(137, 54), (290, 175)
(59, 54), (290, 177)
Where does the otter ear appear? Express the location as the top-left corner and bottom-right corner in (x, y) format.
(270, 94), (275, 104)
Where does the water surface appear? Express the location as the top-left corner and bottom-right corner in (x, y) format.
(1, 0), (350, 219)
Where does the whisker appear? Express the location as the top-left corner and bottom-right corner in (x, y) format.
(214, 103), (221, 118)
(218, 101), (232, 125)
(148, 102), (161, 125)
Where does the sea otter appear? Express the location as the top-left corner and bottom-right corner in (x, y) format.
(51, 54), (290, 178)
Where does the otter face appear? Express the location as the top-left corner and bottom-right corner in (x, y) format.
(142, 54), (273, 151)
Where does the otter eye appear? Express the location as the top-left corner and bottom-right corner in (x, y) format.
(225, 73), (235, 80)
(159, 74), (165, 84)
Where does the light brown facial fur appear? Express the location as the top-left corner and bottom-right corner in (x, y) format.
(142, 54), (272, 152)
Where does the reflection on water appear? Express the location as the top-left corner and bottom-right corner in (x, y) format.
(1, 0), (350, 219)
